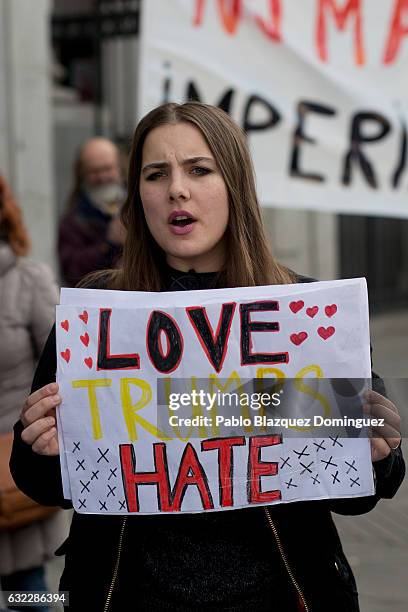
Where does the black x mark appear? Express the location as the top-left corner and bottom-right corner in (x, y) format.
(107, 485), (116, 498)
(97, 448), (110, 463)
(329, 436), (343, 448)
(300, 461), (314, 475)
(280, 456), (292, 469)
(321, 455), (337, 470)
(75, 459), (85, 471)
(80, 480), (90, 494)
(331, 470), (340, 484)
(293, 445), (310, 460)
(345, 460), (357, 474)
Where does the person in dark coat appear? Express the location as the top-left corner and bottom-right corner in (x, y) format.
(58, 138), (126, 287)
(11, 103), (404, 612)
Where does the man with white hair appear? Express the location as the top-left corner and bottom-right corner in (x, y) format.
(58, 137), (126, 286)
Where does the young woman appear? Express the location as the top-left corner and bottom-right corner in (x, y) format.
(10, 103), (404, 612)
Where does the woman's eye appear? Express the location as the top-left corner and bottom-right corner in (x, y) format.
(146, 171), (165, 181)
(191, 166), (211, 176)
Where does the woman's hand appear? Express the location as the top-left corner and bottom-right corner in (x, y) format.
(364, 389), (402, 462)
(20, 382), (61, 456)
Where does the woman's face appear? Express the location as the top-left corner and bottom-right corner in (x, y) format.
(139, 122), (229, 272)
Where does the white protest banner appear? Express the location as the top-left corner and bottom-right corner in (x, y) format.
(138, 0), (408, 218)
(56, 279), (375, 515)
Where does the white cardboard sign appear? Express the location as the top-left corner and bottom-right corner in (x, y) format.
(56, 279), (374, 514)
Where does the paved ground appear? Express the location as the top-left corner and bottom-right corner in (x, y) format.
(2, 309), (408, 611)
(334, 308), (408, 612)
(335, 440), (408, 612)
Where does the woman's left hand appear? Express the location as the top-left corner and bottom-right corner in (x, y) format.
(364, 389), (402, 462)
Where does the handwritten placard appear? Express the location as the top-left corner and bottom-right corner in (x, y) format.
(56, 278), (374, 514)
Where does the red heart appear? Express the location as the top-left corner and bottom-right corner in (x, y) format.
(60, 320), (69, 332)
(79, 310), (89, 324)
(84, 357), (93, 369)
(290, 332), (308, 346)
(289, 300), (304, 314)
(306, 306), (318, 318)
(325, 304), (337, 318)
(80, 332), (90, 347)
(61, 348), (71, 363)
(318, 326), (335, 340)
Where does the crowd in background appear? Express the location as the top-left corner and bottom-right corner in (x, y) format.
(0, 136), (126, 609)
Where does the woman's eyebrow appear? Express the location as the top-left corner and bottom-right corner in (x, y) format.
(142, 156), (214, 173)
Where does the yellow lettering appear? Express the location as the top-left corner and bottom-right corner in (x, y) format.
(120, 378), (171, 442)
(294, 364), (330, 431)
(71, 379), (112, 440)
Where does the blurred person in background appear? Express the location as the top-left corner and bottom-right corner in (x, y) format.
(58, 137), (126, 287)
(0, 176), (67, 611)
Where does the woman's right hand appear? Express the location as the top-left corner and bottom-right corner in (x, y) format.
(20, 382), (62, 456)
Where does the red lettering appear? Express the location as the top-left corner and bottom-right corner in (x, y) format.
(201, 436), (246, 507)
(383, 0), (408, 64)
(171, 443), (214, 511)
(193, 0), (242, 34)
(248, 435), (282, 504)
(316, 0), (365, 65)
(254, 0), (282, 42)
(193, 0), (205, 26)
(119, 443), (172, 512)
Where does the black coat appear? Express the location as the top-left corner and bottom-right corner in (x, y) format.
(58, 194), (122, 287)
(10, 270), (405, 612)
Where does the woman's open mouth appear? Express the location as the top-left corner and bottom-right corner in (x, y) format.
(168, 211), (197, 235)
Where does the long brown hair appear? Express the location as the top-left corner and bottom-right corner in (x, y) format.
(0, 175), (30, 256)
(96, 102), (294, 290)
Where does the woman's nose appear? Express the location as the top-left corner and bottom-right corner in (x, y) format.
(168, 172), (190, 201)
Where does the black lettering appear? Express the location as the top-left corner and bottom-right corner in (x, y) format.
(242, 94), (281, 134)
(147, 311), (183, 373)
(186, 303), (236, 372)
(185, 81), (235, 114)
(290, 101), (336, 182)
(342, 112), (391, 188)
(240, 302), (288, 365)
(97, 309), (140, 370)
(392, 116), (407, 189)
